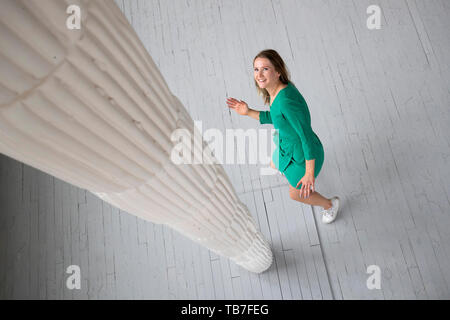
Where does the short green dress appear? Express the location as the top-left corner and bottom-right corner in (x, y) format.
(259, 81), (324, 190)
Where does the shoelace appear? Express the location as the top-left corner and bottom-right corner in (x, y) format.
(323, 207), (335, 218)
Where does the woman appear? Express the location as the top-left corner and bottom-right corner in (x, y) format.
(226, 49), (340, 223)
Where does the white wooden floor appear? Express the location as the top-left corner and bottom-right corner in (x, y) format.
(1, 0), (450, 299)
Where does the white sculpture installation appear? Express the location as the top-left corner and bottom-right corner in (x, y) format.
(0, 0), (273, 273)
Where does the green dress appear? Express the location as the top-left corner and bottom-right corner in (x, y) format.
(259, 81), (324, 190)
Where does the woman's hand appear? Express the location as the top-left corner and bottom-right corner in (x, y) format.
(226, 97), (249, 116)
(296, 173), (315, 198)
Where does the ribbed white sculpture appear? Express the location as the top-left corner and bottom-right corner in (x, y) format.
(0, 0), (273, 273)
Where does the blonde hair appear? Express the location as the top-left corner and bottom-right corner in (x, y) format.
(253, 49), (292, 105)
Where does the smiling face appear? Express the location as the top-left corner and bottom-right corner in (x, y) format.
(253, 57), (281, 90)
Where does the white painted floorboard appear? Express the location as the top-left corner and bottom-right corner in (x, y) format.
(1, 0), (450, 299)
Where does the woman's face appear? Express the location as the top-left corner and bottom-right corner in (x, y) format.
(254, 57), (281, 90)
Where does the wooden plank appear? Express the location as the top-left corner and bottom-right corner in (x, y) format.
(297, 219), (322, 299)
(1, 157), (20, 298)
(308, 243), (333, 300)
(144, 221), (157, 299)
(54, 178), (64, 299)
(60, 182), (73, 299)
(86, 191), (106, 299)
(122, 212), (137, 299)
(231, 275), (245, 300)
(407, 227), (449, 299)
(19, 163), (32, 299)
(271, 186), (294, 251)
(0, 156), (9, 298)
(239, 268), (258, 300)
(265, 192), (292, 300)
(283, 249), (302, 300)
(24, 164), (39, 298)
(129, 215), (143, 299)
(36, 172), (49, 299)
(226, 194), (253, 299)
(68, 183), (80, 299)
(281, 189), (315, 300)
(219, 255), (235, 300)
(210, 257), (225, 300)
(408, 266), (428, 299)
(248, 272), (264, 300)
(152, 223), (170, 299)
(166, 266), (177, 299)
(355, 229), (388, 300)
(191, 244), (207, 300)
(136, 217), (151, 299)
(239, 190), (265, 299)
(162, 224), (176, 269)
(249, 184), (279, 300)
(10, 161), (29, 298)
(249, 180), (272, 243)
(102, 201), (116, 299)
(199, 246), (216, 299)
(76, 194), (89, 299)
(302, 205), (320, 247)
(109, 208), (124, 299)
(172, 230), (189, 299)
(182, 236), (197, 299)
(269, 186), (304, 300)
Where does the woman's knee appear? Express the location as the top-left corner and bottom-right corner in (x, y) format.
(289, 191), (297, 200)
(289, 187), (300, 200)
(289, 186), (312, 203)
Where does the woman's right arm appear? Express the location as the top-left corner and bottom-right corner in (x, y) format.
(226, 98), (272, 124)
(247, 108), (273, 124)
(247, 108), (260, 121)
(257, 110), (272, 124)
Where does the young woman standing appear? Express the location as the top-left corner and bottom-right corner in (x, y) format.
(226, 49), (340, 223)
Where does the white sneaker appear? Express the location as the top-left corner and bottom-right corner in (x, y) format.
(321, 197), (340, 224)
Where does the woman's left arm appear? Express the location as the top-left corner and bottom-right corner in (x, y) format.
(282, 98), (317, 197)
(305, 159), (315, 176)
(295, 159), (315, 198)
(281, 98), (317, 161)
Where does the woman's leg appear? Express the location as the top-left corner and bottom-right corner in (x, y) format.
(289, 185), (332, 210)
(270, 160), (276, 169)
